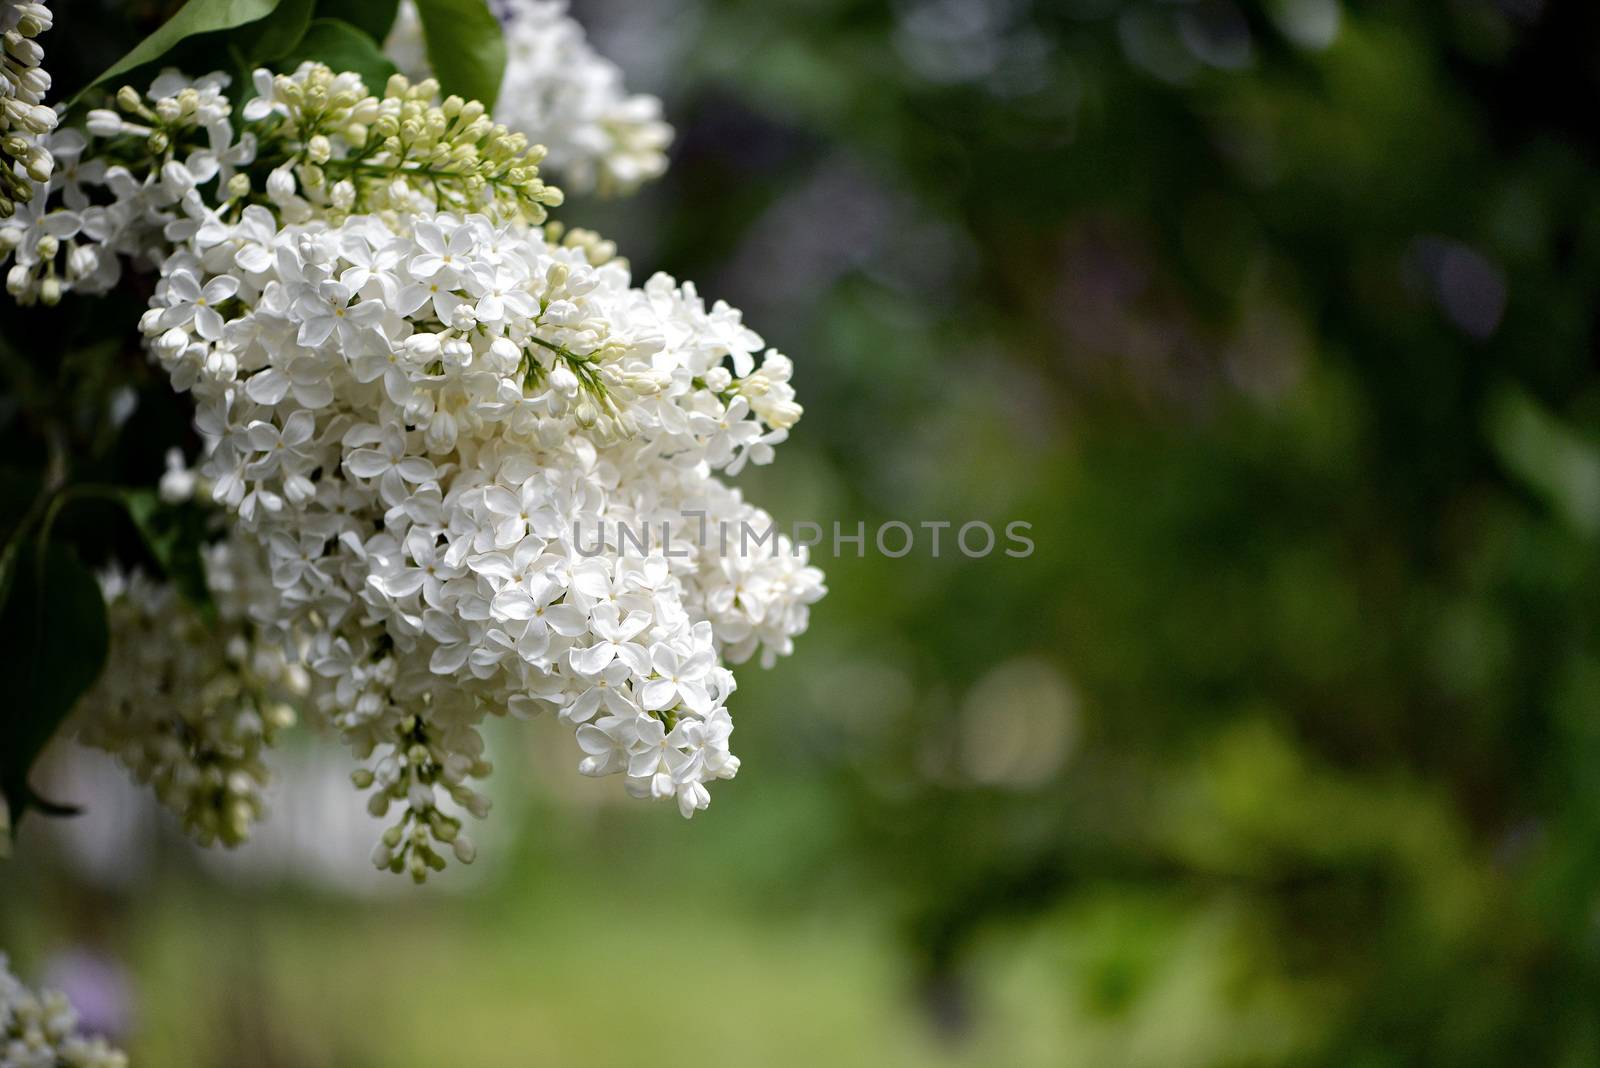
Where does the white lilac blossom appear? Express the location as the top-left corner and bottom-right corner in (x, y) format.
(137, 202), (822, 878)
(26, 62), (818, 879)
(1, 69), (246, 304)
(0, 955), (126, 1068)
(0, 0), (56, 216)
(387, 0), (672, 195)
(0, 62), (560, 304)
(76, 548), (301, 848)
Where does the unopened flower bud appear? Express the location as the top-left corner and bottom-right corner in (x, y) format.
(85, 109), (123, 137)
(404, 332), (441, 360)
(266, 166), (296, 203)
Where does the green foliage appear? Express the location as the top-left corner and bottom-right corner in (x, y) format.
(69, 0), (416, 103)
(0, 542), (108, 824)
(283, 16), (399, 90)
(314, 0), (401, 42)
(411, 0), (505, 109)
(621, 1), (1600, 1061)
(71, 0), (295, 102)
(244, 0), (318, 66)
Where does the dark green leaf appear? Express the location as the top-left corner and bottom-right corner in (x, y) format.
(244, 0), (319, 63)
(0, 543), (110, 824)
(0, 469), (42, 546)
(413, 0), (505, 109)
(315, 0), (402, 42)
(70, 0), (289, 105)
(0, 476), (49, 635)
(279, 17), (399, 89)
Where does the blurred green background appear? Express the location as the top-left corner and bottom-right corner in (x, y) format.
(10, 0), (1600, 1063)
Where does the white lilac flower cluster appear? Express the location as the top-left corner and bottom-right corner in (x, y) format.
(0, 62), (561, 305)
(0, 956), (126, 1068)
(387, 0), (672, 195)
(0, 36), (816, 876)
(0, 0), (56, 216)
(76, 545), (301, 848)
(3, 69), (265, 304)
(15, 57), (818, 879)
(138, 193), (822, 878)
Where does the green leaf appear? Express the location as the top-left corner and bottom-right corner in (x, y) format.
(70, 0), (290, 105)
(0, 543), (110, 825)
(121, 489), (215, 614)
(0, 477), (50, 633)
(413, 0), (505, 109)
(281, 17), (400, 89)
(245, 0), (319, 63)
(315, 0), (402, 42)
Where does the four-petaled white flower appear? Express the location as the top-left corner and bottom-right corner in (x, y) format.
(641, 644), (715, 715)
(159, 269), (239, 340)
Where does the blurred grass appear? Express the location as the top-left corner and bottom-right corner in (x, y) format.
(2, 866), (1330, 1067)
